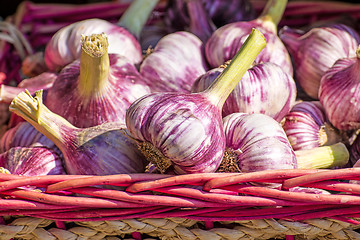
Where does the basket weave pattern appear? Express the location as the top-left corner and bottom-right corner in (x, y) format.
(1, 169), (360, 239)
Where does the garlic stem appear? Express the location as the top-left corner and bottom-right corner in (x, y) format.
(204, 28), (266, 108)
(296, 143), (349, 169)
(79, 33), (109, 97)
(259, 0), (288, 28)
(9, 90), (77, 152)
(118, 0), (159, 39)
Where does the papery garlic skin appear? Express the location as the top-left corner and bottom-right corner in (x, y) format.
(9, 91), (148, 176)
(126, 29), (267, 175)
(223, 113), (297, 173)
(319, 50), (360, 131)
(0, 122), (59, 154)
(126, 92), (225, 174)
(192, 62), (296, 122)
(205, 20), (293, 77)
(280, 24), (360, 99)
(45, 54), (150, 128)
(140, 31), (208, 93)
(44, 19), (142, 72)
(0, 144), (66, 176)
(282, 101), (340, 151)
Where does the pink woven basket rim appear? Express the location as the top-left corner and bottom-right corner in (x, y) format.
(0, 168), (359, 223)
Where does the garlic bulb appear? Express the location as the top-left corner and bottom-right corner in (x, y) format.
(319, 45), (360, 130)
(45, 33), (151, 128)
(282, 101), (341, 151)
(9, 90), (148, 176)
(44, 0), (159, 72)
(192, 62), (296, 122)
(140, 31), (208, 93)
(0, 144), (66, 176)
(221, 112), (297, 173)
(279, 24), (360, 99)
(127, 29), (266, 174)
(0, 122), (58, 155)
(221, 112), (348, 173)
(44, 18), (142, 72)
(205, 0), (293, 76)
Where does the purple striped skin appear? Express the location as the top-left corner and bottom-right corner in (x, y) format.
(9, 90), (148, 176)
(0, 122), (59, 155)
(282, 102), (327, 151)
(192, 62), (296, 122)
(126, 92), (225, 174)
(0, 145), (66, 176)
(279, 24), (360, 99)
(223, 113), (297, 173)
(205, 20), (293, 76)
(55, 122), (148, 176)
(44, 19), (142, 72)
(45, 54), (151, 128)
(319, 55), (360, 131)
(140, 31), (208, 93)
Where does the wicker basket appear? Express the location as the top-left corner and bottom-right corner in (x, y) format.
(2, 169), (360, 239)
(2, 1), (360, 240)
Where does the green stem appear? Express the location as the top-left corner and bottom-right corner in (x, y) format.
(9, 90), (77, 152)
(296, 143), (349, 169)
(258, 0), (288, 28)
(204, 28), (266, 108)
(79, 33), (109, 98)
(118, 0), (159, 39)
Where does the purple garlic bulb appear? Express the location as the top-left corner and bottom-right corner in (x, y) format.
(192, 62), (296, 122)
(9, 90), (148, 176)
(140, 31), (208, 93)
(221, 112), (297, 173)
(279, 24), (360, 99)
(45, 33), (151, 128)
(205, 0), (293, 76)
(126, 29), (266, 174)
(0, 122), (59, 155)
(127, 92), (225, 174)
(0, 144), (66, 176)
(44, 0), (160, 72)
(282, 101), (342, 151)
(44, 19), (142, 72)
(319, 45), (360, 131)
(221, 112), (348, 173)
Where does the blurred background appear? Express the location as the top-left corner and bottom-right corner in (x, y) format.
(1, 0), (360, 20)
